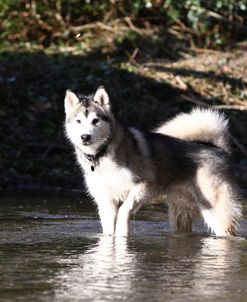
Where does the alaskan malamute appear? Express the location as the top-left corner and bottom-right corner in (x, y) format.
(64, 86), (242, 237)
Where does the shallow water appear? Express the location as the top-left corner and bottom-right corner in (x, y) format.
(0, 193), (247, 302)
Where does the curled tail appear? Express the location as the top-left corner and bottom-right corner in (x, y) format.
(155, 108), (231, 153)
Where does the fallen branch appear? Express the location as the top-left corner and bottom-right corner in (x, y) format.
(42, 142), (56, 159)
(205, 10), (247, 35)
(212, 104), (247, 111)
(181, 94), (247, 111)
(69, 21), (117, 33)
(127, 48), (140, 65)
(181, 94), (209, 107)
(124, 17), (144, 35)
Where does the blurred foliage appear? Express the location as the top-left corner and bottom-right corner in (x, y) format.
(0, 0), (246, 51)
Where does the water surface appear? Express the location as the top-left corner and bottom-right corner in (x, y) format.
(0, 193), (247, 302)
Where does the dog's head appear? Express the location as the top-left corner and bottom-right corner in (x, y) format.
(64, 86), (112, 154)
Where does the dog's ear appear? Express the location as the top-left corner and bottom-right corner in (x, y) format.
(94, 86), (110, 110)
(64, 90), (79, 114)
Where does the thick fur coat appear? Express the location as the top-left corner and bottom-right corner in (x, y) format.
(64, 87), (242, 237)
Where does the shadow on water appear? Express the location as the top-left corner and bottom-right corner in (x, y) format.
(0, 194), (247, 302)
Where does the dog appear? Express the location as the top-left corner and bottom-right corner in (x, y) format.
(64, 86), (242, 237)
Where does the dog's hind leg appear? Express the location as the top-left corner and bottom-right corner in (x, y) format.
(168, 190), (199, 233)
(200, 198), (241, 236)
(197, 169), (242, 236)
(169, 204), (193, 232)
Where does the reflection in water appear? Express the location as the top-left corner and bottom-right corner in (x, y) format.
(55, 237), (136, 301)
(193, 237), (243, 300)
(54, 234), (247, 302)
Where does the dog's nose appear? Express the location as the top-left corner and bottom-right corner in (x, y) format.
(81, 134), (91, 142)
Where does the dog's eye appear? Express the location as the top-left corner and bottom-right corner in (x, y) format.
(92, 118), (99, 125)
(76, 119), (81, 124)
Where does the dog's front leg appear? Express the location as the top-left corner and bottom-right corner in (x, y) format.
(115, 184), (146, 237)
(97, 201), (118, 236)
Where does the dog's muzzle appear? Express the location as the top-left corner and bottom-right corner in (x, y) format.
(81, 134), (91, 145)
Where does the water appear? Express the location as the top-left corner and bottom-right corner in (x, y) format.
(0, 193), (247, 302)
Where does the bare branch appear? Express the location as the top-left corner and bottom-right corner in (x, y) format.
(69, 21), (116, 33)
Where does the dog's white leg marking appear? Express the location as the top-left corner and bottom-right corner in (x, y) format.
(115, 184), (146, 237)
(97, 201), (118, 235)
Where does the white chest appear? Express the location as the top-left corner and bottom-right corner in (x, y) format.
(85, 158), (134, 202)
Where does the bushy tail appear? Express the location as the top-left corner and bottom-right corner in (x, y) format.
(155, 108), (231, 153)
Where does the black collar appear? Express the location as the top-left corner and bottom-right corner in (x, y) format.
(84, 144), (108, 171)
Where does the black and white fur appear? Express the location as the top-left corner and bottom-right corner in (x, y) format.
(64, 87), (242, 237)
